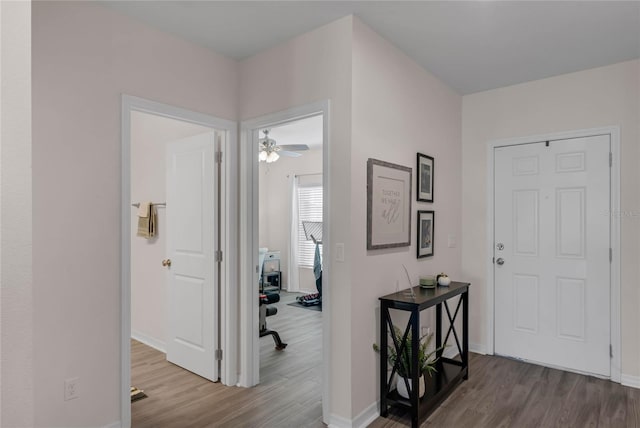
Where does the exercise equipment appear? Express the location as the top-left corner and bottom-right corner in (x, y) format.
(259, 292), (287, 350)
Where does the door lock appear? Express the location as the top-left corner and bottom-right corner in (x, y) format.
(496, 243), (504, 250)
(162, 259), (172, 267)
(496, 258), (505, 266)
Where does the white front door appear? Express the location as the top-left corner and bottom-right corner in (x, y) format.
(165, 131), (219, 381)
(494, 135), (610, 376)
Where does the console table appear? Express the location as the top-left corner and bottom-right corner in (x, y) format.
(378, 282), (470, 428)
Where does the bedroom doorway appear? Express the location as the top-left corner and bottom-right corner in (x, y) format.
(240, 100), (331, 423)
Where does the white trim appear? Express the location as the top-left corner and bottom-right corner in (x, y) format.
(327, 402), (378, 428)
(131, 330), (166, 354)
(485, 126), (621, 382)
(239, 100), (331, 423)
(469, 342), (487, 355)
(352, 402), (379, 428)
(621, 374), (640, 389)
(120, 95), (237, 428)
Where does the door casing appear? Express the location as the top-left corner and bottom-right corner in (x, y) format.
(485, 126), (621, 382)
(120, 95), (237, 428)
(239, 100), (330, 423)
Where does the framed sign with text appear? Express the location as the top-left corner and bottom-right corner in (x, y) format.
(367, 158), (412, 250)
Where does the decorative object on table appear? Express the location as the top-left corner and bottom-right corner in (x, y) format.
(419, 276), (436, 288)
(417, 210), (434, 258)
(367, 158), (412, 250)
(373, 326), (443, 399)
(401, 264), (417, 300)
(416, 153), (434, 202)
(437, 273), (451, 286)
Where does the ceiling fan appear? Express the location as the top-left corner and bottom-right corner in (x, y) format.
(259, 129), (309, 163)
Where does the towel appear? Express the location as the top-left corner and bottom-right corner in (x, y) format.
(136, 203), (157, 239)
(137, 202), (150, 217)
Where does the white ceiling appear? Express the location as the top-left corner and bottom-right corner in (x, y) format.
(267, 115), (323, 150)
(102, 1), (640, 94)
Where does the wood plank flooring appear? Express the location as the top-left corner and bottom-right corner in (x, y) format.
(370, 352), (640, 428)
(133, 292), (640, 427)
(131, 291), (323, 428)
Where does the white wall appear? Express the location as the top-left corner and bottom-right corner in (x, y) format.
(0, 2), (34, 427)
(32, 2), (238, 426)
(240, 15), (354, 420)
(130, 111), (213, 350)
(258, 149), (323, 293)
(461, 60), (640, 376)
(350, 19), (463, 418)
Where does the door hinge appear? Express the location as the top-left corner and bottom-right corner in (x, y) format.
(610, 344), (613, 358)
(609, 152), (613, 167)
(610, 248), (612, 263)
(215, 349), (223, 361)
(215, 151), (223, 164)
(215, 250), (223, 262)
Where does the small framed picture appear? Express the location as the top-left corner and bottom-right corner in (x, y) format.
(417, 153), (434, 202)
(417, 210), (434, 258)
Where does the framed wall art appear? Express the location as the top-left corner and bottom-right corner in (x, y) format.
(417, 210), (434, 258)
(367, 158), (412, 250)
(417, 153), (434, 202)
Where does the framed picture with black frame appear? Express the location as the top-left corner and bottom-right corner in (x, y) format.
(417, 153), (434, 202)
(417, 210), (434, 258)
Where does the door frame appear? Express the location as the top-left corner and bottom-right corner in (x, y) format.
(239, 100), (331, 423)
(120, 95), (237, 428)
(485, 126), (621, 382)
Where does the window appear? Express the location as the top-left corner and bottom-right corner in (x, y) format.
(297, 185), (322, 268)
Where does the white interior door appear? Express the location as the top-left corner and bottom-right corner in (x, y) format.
(165, 131), (219, 381)
(494, 135), (610, 376)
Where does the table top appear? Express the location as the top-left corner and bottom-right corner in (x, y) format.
(379, 281), (470, 310)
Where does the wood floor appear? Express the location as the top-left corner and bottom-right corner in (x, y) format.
(132, 293), (640, 427)
(370, 352), (640, 428)
(131, 291), (323, 428)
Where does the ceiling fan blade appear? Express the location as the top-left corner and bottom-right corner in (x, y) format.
(278, 144), (309, 152)
(279, 151), (303, 158)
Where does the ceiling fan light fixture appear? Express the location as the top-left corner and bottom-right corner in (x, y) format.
(259, 150), (268, 161)
(266, 151), (279, 163)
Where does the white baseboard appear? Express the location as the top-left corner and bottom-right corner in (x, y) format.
(328, 402), (378, 428)
(131, 330), (166, 353)
(328, 413), (352, 428)
(621, 373), (640, 389)
(470, 342), (487, 355)
(103, 421), (121, 428)
(353, 402), (379, 428)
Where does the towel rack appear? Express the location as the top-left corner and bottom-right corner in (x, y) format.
(131, 202), (166, 208)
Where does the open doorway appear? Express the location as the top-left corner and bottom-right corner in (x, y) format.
(257, 116), (324, 420)
(120, 95), (237, 427)
(240, 100), (331, 423)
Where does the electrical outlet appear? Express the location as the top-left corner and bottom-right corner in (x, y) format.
(64, 377), (79, 401)
(422, 326), (432, 336)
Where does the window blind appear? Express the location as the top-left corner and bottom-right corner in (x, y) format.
(298, 185), (323, 267)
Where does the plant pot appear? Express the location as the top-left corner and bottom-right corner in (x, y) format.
(396, 375), (425, 399)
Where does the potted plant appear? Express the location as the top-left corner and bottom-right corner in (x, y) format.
(373, 326), (443, 399)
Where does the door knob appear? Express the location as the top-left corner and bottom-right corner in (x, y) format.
(162, 259), (172, 267)
(496, 258), (505, 266)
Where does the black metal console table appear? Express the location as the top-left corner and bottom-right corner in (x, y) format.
(379, 282), (470, 428)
